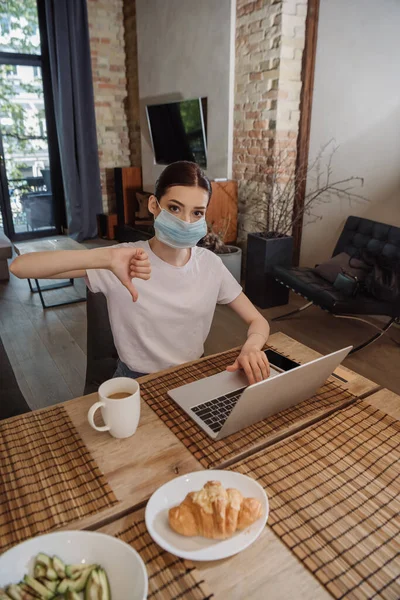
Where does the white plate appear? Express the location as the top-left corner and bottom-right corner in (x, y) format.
(0, 530), (148, 600)
(145, 470), (268, 561)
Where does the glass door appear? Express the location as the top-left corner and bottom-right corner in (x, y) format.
(0, 0), (64, 240)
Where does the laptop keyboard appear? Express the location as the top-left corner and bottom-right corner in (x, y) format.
(191, 387), (246, 433)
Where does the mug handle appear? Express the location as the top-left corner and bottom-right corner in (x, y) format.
(88, 401), (111, 432)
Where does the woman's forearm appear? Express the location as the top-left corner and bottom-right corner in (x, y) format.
(243, 318), (270, 350)
(10, 247), (114, 280)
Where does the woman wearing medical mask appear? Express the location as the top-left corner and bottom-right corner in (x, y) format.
(10, 161), (270, 385)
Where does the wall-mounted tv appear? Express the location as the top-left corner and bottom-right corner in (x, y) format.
(146, 98), (207, 169)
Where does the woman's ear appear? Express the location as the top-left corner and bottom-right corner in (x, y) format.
(148, 195), (159, 216)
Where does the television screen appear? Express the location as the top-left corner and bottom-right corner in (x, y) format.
(146, 98), (207, 169)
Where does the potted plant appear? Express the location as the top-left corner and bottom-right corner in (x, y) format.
(242, 141), (367, 308)
(198, 219), (242, 283)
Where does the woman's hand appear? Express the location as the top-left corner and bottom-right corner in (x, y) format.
(109, 247), (151, 301)
(226, 345), (270, 386)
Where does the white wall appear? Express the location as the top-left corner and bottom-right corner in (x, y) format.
(300, 0), (400, 266)
(135, 0), (235, 191)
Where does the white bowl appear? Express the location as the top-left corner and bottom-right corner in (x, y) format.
(0, 530), (148, 600)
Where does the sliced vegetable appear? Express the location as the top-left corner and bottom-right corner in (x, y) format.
(66, 593), (81, 600)
(84, 569), (111, 600)
(38, 580), (58, 593)
(33, 565), (46, 580)
(97, 569), (111, 600)
(43, 569), (57, 583)
(34, 554), (52, 569)
(52, 557), (66, 580)
(18, 584), (39, 600)
(22, 576), (53, 600)
(0, 590), (11, 600)
(64, 564), (95, 580)
(5, 585), (24, 600)
(57, 568), (92, 594)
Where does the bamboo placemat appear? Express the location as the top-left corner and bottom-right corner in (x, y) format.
(0, 406), (118, 553)
(140, 346), (356, 468)
(234, 400), (400, 600)
(116, 519), (212, 599)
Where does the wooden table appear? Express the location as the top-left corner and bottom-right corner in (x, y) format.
(100, 386), (399, 600)
(13, 236), (86, 309)
(57, 332), (379, 531)
(2, 334), (391, 599)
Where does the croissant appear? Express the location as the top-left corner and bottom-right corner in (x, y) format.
(168, 480), (263, 539)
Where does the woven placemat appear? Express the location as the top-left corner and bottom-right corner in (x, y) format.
(234, 400), (400, 600)
(0, 406), (118, 553)
(140, 346), (356, 468)
(116, 519), (212, 599)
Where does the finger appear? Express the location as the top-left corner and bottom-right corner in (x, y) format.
(130, 265), (151, 274)
(134, 248), (149, 261)
(263, 355), (271, 377)
(240, 356), (255, 386)
(131, 272), (151, 281)
(248, 354), (264, 383)
(130, 257), (151, 268)
(123, 279), (138, 302)
(226, 359), (239, 372)
(258, 356), (270, 380)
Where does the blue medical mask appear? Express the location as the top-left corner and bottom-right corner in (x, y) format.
(153, 204), (207, 249)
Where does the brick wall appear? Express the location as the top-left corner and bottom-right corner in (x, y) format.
(87, 0), (130, 212)
(124, 0), (141, 169)
(234, 0), (307, 241)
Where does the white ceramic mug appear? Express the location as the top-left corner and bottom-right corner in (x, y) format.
(87, 377), (140, 439)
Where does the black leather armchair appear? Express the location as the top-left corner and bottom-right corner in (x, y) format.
(273, 216), (400, 353)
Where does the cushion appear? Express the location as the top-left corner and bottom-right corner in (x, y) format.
(314, 252), (369, 283)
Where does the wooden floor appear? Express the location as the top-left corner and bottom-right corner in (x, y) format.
(1, 243), (399, 410)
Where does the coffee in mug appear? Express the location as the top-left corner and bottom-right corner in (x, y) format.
(107, 392), (132, 400)
(87, 377), (140, 439)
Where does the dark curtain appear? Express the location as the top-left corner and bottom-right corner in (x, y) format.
(44, 0), (102, 241)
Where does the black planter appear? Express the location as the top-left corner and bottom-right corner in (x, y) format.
(245, 232), (293, 308)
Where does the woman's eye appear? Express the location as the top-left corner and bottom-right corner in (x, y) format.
(193, 211), (205, 218)
(168, 205), (179, 213)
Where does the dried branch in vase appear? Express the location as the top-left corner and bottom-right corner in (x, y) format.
(240, 140), (369, 239)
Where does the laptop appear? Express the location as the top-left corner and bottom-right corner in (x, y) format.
(167, 346), (352, 439)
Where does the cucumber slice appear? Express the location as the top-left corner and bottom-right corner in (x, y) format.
(52, 557), (66, 579)
(44, 569), (58, 582)
(38, 580), (58, 594)
(84, 571), (99, 600)
(57, 568), (92, 594)
(18, 585), (38, 600)
(22, 576), (53, 600)
(66, 593), (81, 600)
(97, 569), (111, 600)
(0, 590), (11, 600)
(33, 565), (47, 579)
(5, 585), (24, 600)
(35, 554), (52, 569)
(64, 564), (95, 580)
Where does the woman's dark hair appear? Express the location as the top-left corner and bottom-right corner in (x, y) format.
(154, 161), (212, 203)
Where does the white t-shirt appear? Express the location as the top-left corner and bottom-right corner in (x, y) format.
(86, 241), (242, 373)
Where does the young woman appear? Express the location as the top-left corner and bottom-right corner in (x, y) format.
(10, 161), (270, 385)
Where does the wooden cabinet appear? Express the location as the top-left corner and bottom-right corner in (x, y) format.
(207, 180), (238, 244)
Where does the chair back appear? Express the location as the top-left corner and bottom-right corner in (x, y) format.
(84, 289), (118, 395)
(333, 216), (400, 265)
